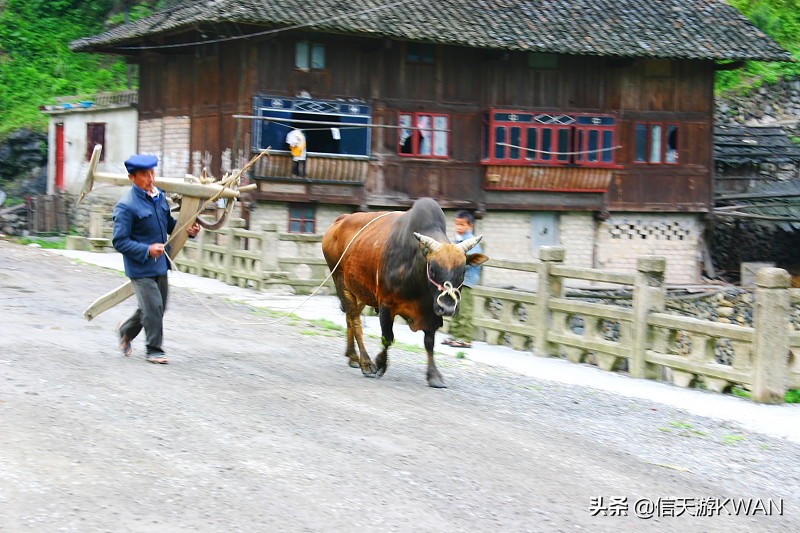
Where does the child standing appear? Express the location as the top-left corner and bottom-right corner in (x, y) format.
(444, 210), (484, 348)
(286, 128), (307, 177)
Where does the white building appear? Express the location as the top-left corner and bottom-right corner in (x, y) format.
(42, 91), (139, 199)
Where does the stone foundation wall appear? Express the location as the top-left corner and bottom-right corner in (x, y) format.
(716, 76), (800, 136)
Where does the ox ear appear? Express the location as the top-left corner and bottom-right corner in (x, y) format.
(414, 232), (443, 254)
(467, 253), (489, 266)
(459, 235), (483, 253)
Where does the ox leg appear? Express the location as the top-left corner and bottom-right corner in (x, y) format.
(375, 305), (394, 378)
(336, 285), (374, 373)
(424, 330), (446, 388)
(344, 315), (360, 368)
(338, 291), (361, 368)
(349, 311), (377, 376)
(342, 297), (376, 377)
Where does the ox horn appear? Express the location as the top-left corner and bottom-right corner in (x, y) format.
(414, 232), (443, 253)
(459, 235), (483, 253)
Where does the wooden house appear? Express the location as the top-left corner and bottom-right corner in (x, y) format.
(71, 0), (790, 284)
(714, 125), (800, 194)
(41, 91), (139, 198)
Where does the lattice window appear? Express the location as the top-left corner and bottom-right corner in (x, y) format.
(608, 220), (693, 241)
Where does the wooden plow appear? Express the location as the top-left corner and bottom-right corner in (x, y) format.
(77, 145), (258, 321)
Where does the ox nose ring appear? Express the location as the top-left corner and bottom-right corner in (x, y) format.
(436, 281), (461, 309)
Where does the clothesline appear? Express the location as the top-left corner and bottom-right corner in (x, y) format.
(232, 114), (450, 132)
(497, 142), (622, 156)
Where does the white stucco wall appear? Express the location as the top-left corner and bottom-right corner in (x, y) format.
(46, 107), (138, 198)
(595, 213), (702, 285)
(248, 202), (702, 287)
(249, 202), (345, 235)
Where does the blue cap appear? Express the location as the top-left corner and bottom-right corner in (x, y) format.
(124, 154), (158, 175)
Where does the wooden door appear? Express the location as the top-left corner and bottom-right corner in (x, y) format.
(55, 123), (65, 191)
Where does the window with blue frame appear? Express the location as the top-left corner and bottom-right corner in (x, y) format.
(483, 110), (618, 168)
(253, 96), (372, 158)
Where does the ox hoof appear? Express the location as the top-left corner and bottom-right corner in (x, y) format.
(348, 360), (360, 368)
(360, 362), (378, 377)
(427, 377), (447, 389)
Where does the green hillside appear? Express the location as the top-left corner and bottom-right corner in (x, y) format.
(0, 0), (159, 139)
(0, 0), (797, 140)
(716, 0), (800, 93)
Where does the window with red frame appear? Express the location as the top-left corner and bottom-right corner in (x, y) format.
(288, 204), (316, 234)
(482, 110), (618, 167)
(634, 123), (679, 164)
(398, 113), (449, 158)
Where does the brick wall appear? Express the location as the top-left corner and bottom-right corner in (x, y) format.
(138, 117), (191, 177)
(559, 213), (595, 269)
(595, 213), (702, 284)
(249, 202), (344, 235)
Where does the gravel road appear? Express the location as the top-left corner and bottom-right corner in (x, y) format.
(1, 240), (798, 532)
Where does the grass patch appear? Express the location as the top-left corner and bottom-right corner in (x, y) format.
(785, 389), (800, 403)
(732, 386), (799, 403)
(731, 386), (752, 400)
(16, 236), (66, 249)
(455, 351), (467, 359)
(393, 341), (425, 354)
(308, 318), (344, 332)
(723, 434), (745, 445)
(250, 307), (291, 319)
(300, 329), (338, 337)
(663, 420), (708, 438)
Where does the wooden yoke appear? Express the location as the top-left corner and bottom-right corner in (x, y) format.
(79, 146), (255, 321)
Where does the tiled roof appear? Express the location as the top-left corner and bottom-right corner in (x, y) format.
(71, 0), (792, 61)
(715, 125), (800, 165)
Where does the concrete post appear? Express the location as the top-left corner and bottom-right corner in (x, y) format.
(194, 224), (209, 276)
(261, 223), (279, 272)
(88, 206), (106, 239)
(752, 268), (790, 404)
(631, 256), (666, 379)
(533, 246), (564, 357)
(223, 218), (245, 286)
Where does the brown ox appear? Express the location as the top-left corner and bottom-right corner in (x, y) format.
(322, 198), (488, 388)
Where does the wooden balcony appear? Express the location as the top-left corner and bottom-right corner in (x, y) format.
(249, 152), (368, 205)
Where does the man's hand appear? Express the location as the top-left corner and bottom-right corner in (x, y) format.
(148, 243), (166, 259)
(187, 222), (201, 238)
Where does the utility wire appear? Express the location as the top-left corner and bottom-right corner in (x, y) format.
(117, 0), (416, 51)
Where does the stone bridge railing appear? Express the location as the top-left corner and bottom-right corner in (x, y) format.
(173, 219), (333, 294)
(163, 220), (800, 403)
(473, 247), (799, 404)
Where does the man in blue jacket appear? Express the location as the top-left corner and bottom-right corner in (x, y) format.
(113, 154), (200, 364)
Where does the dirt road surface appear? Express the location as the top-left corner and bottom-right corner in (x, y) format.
(1, 240), (798, 532)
